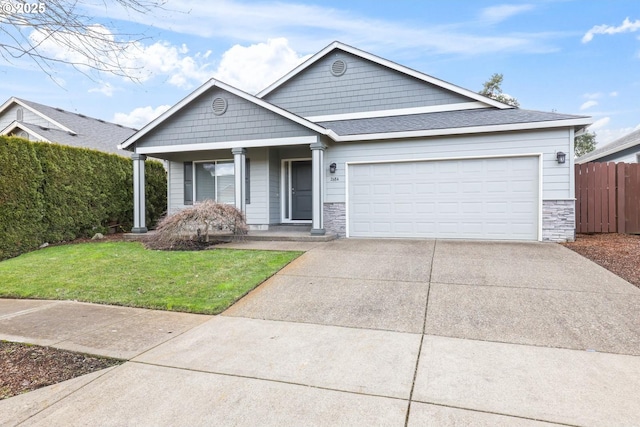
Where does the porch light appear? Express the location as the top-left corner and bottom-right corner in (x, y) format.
(329, 163), (337, 174)
(556, 151), (566, 164)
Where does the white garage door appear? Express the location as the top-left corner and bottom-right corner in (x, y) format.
(348, 156), (539, 240)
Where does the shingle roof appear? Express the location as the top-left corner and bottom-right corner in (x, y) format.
(14, 98), (137, 156)
(576, 128), (640, 163)
(317, 108), (588, 136)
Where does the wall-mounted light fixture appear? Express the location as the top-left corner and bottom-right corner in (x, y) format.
(556, 151), (566, 164)
(329, 163), (337, 173)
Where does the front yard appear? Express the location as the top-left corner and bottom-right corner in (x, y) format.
(0, 241), (301, 314)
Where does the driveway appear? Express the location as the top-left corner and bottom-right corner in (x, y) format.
(2, 239), (640, 426)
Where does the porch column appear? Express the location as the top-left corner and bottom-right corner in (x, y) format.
(310, 142), (326, 235)
(131, 153), (147, 233)
(232, 147), (246, 213)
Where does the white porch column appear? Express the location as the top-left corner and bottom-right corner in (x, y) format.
(131, 153), (147, 233)
(310, 142), (326, 235)
(232, 147), (246, 213)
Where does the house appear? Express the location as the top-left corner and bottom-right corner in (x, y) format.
(0, 97), (136, 156)
(576, 128), (640, 164)
(119, 41), (591, 242)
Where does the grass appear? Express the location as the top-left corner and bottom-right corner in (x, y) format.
(0, 242), (302, 315)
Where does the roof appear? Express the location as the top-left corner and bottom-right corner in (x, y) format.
(576, 128), (640, 163)
(0, 97), (137, 156)
(119, 79), (328, 150)
(317, 109), (592, 141)
(257, 41), (513, 110)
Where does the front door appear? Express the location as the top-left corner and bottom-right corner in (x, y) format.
(291, 160), (312, 220)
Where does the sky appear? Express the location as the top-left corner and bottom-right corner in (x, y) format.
(1, 0), (639, 147)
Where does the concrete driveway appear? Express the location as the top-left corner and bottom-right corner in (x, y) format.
(2, 239), (640, 426)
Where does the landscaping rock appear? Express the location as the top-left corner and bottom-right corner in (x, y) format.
(39, 242), (49, 249)
(91, 233), (105, 240)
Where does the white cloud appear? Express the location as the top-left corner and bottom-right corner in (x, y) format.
(582, 17), (640, 43)
(589, 117), (611, 131)
(609, 91), (618, 97)
(583, 92), (602, 100)
(113, 105), (171, 129)
(28, 26), (213, 88)
(480, 4), (535, 23)
(580, 100), (598, 110)
(593, 123), (640, 144)
(88, 82), (116, 97)
(213, 38), (310, 93)
(80, 0), (559, 56)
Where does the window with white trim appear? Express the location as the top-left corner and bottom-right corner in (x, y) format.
(194, 160), (235, 204)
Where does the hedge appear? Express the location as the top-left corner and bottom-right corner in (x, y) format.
(0, 136), (166, 260)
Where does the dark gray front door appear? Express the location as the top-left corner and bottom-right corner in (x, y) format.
(291, 160), (312, 220)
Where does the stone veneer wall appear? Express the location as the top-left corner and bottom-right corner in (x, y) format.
(542, 200), (575, 242)
(324, 202), (346, 237)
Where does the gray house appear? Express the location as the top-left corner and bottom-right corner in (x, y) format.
(0, 97), (136, 156)
(576, 128), (640, 164)
(120, 41), (591, 242)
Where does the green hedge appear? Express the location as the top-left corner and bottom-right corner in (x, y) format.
(0, 136), (166, 260)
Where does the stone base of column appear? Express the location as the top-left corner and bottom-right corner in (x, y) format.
(131, 226), (148, 234)
(310, 228), (326, 236)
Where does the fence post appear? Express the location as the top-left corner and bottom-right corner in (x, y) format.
(617, 163), (626, 234)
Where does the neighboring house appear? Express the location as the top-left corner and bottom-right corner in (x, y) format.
(120, 41), (591, 242)
(576, 128), (640, 164)
(0, 97), (136, 156)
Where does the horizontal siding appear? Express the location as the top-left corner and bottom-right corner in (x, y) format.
(325, 129), (572, 202)
(136, 87), (317, 148)
(0, 104), (58, 132)
(166, 149), (270, 225)
(264, 51), (471, 117)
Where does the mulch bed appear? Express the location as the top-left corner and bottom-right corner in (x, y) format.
(562, 233), (640, 289)
(0, 342), (122, 400)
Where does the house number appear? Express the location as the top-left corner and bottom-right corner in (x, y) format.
(330, 176), (340, 182)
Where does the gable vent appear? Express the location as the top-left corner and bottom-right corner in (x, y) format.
(212, 97), (228, 116)
(330, 59), (347, 77)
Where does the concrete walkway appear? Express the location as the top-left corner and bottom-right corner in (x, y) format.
(1, 239), (640, 426)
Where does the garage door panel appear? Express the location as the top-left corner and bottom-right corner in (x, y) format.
(348, 157), (539, 240)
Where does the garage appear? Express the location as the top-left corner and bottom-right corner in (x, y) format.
(347, 156), (540, 240)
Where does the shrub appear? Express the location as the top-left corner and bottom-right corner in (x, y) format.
(151, 200), (247, 250)
(0, 136), (167, 260)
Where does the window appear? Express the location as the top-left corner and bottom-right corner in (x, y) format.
(194, 160), (235, 204)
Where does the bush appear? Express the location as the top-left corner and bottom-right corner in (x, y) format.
(151, 200), (247, 250)
(0, 136), (167, 260)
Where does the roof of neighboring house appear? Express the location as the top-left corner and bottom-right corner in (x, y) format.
(576, 128), (640, 164)
(0, 97), (137, 156)
(317, 108), (590, 140)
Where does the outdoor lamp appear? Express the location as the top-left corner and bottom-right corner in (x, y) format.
(556, 151), (566, 164)
(329, 163), (337, 173)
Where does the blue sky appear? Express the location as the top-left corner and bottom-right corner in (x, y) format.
(1, 0), (639, 145)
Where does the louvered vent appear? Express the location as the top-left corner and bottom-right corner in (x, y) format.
(212, 97), (228, 115)
(330, 59), (347, 76)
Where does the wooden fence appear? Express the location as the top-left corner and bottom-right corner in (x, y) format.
(575, 162), (640, 234)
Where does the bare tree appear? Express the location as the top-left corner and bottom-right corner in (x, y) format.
(0, 0), (165, 80)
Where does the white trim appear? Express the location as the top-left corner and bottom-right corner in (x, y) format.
(330, 118), (593, 142)
(280, 158), (313, 224)
(257, 41), (512, 110)
(345, 153), (543, 241)
(0, 97), (74, 134)
(0, 121), (50, 142)
(119, 80), (328, 150)
(133, 136), (318, 155)
(305, 102), (488, 122)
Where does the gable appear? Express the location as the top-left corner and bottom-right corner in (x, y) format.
(262, 50), (473, 118)
(134, 86), (319, 149)
(0, 103), (56, 131)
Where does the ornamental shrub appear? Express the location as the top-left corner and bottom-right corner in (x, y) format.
(0, 136), (167, 260)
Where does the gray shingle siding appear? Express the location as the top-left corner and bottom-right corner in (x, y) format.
(263, 51), (471, 117)
(319, 109), (587, 136)
(135, 88), (317, 148)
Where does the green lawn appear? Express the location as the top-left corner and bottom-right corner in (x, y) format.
(0, 242), (301, 314)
